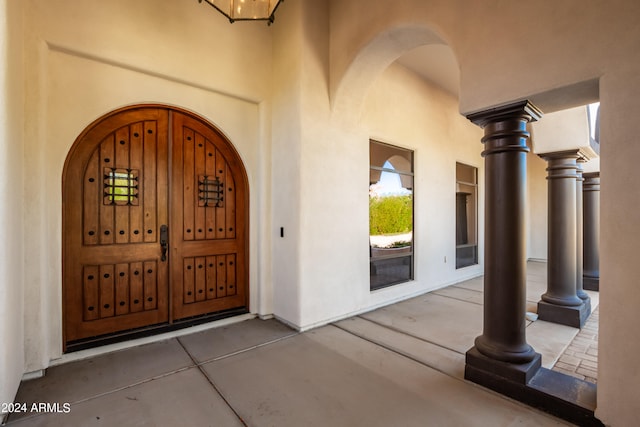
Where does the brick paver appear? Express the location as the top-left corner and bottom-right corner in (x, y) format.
(551, 306), (598, 383)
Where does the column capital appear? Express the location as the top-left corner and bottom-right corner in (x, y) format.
(584, 172), (600, 180)
(468, 101), (542, 158)
(541, 151), (579, 181)
(538, 149), (582, 162)
(583, 173), (600, 192)
(575, 161), (585, 182)
(538, 148), (594, 163)
(466, 100), (543, 128)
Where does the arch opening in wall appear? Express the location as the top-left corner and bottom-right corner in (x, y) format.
(331, 23), (460, 122)
(62, 104), (249, 352)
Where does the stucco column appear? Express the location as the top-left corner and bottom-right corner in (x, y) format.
(575, 161), (591, 310)
(464, 101), (542, 387)
(583, 172), (600, 291)
(537, 150), (589, 328)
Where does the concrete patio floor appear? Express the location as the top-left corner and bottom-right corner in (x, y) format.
(4, 261), (598, 426)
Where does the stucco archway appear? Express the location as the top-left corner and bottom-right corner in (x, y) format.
(330, 24), (459, 123)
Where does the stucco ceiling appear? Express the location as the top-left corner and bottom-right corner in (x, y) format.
(395, 44), (460, 98)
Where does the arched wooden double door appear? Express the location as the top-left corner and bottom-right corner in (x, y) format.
(63, 106), (248, 349)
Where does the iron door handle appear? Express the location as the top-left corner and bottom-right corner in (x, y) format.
(160, 225), (168, 262)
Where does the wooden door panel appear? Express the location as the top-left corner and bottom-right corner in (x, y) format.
(98, 264), (115, 318)
(129, 122), (145, 244)
(194, 256), (207, 302)
(78, 261), (162, 319)
(82, 265), (100, 322)
(83, 150), (100, 245)
(194, 134), (207, 240)
(64, 108), (169, 343)
(64, 106), (248, 347)
(170, 112), (248, 321)
(144, 120), (163, 243)
(99, 134), (115, 245)
(224, 161), (237, 240)
(182, 126), (196, 242)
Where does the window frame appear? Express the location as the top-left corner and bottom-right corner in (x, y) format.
(455, 162), (478, 269)
(369, 140), (415, 291)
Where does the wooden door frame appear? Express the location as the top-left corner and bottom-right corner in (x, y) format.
(62, 104), (250, 350)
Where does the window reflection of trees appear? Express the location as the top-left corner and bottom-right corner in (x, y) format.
(369, 141), (414, 290)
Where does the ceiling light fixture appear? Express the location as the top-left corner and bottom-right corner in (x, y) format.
(198, 0), (284, 25)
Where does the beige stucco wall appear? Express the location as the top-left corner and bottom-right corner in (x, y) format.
(329, 0), (633, 115)
(293, 59), (486, 330)
(277, 2), (484, 330)
(531, 106), (592, 155)
(0, 0), (25, 417)
(526, 144), (548, 261)
(328, 1), (640, 424)
(597, 66), (640, 426)
(21, 0), (275, 372)
(270, 0), (303, 327)
(6, 0), (640, 424)
(361, 63), (485, 309)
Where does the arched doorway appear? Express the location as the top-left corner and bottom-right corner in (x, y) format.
(63, 105), (249, 351)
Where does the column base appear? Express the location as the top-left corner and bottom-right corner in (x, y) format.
(581, 296), (592, 316)
(465, 346), (542, 385)
(537, 300), (590, 328)
(583, 276), (599, 291)
(465, 347), (603, 426)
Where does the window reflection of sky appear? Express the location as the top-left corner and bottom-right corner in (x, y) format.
(371, 161), (411, 197)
